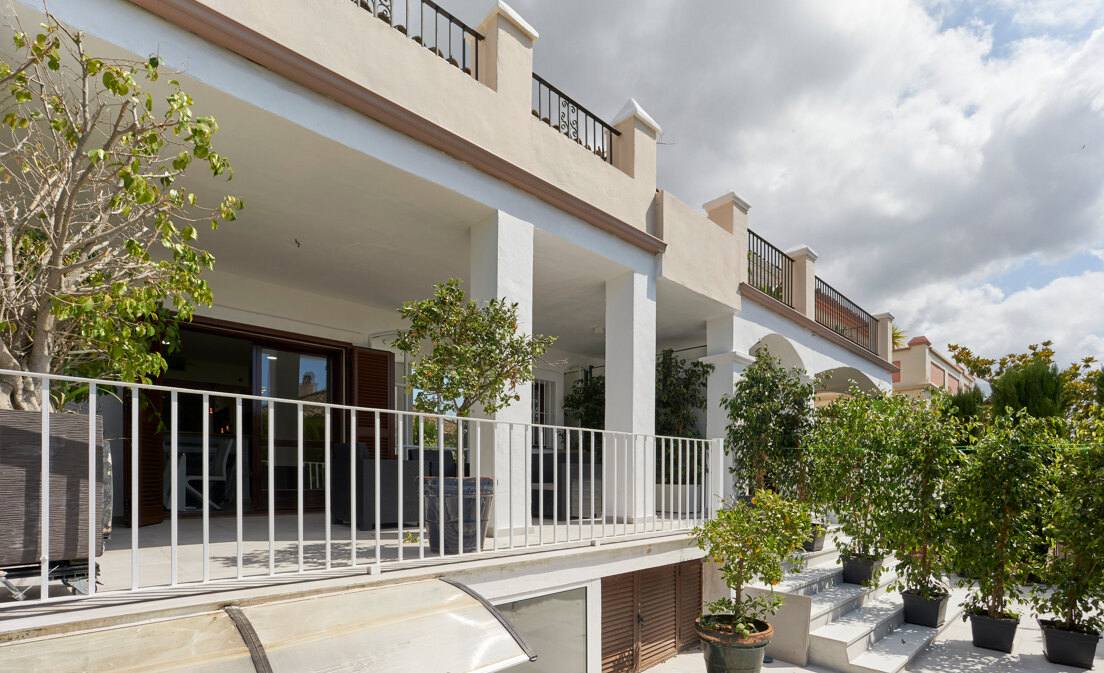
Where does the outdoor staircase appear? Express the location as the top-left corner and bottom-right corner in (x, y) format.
(744, 531), (964, 673)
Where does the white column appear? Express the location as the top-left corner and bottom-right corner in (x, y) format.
(471, 211), (534, 538)
(604, 270), (656, 522)
(703, 315), (754, 506)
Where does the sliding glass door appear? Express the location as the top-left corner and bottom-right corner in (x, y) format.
(255, 347), (334, 511)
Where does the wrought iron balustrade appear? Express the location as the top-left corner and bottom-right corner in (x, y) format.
(355, 0), (483, 79)
(815, 277), (878, 353)
(747, 230), (794, 308)
(532, 73), (620, 164)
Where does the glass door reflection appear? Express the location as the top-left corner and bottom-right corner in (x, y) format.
(256, 347), (332, 511)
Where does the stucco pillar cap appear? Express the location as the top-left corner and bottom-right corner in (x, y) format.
(613, 98), (662, 137)
(874, 312), (895, 322)
(702, 191), (751, 215)
(481, 1), (539, 43)
(785, 245), (819, 262)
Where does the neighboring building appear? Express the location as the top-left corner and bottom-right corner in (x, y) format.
(1, 1), (899, 672)
(893, 336), (976, 397)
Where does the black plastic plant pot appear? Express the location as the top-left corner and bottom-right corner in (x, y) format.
(1039, 619), (1102, 669)
(803, 523), (826, 552)
(695, 617), (773, 673)
(902, 591), (950, 627)
(968, 612), (1019, 653)
(841, 555), (883, 585)
(423, 477), (494, 555)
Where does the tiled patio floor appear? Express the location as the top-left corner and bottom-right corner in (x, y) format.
(650, 615), (1104, 673)
(1, 512), (697, 603)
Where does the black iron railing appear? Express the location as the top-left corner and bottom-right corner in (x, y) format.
(747, 230), (794, 308)
(815, 277), (877, 353)
(355, 0), (483, 79)
(532, 73), (620, 165)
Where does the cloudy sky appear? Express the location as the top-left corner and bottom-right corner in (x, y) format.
(450, 0), (1104, 367)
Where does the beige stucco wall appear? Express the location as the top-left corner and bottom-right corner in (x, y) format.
(188, 0), (658, 234)
(656, 191), (742, 310)
(893, 345), (929, 389)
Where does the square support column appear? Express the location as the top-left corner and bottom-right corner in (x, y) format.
(604, 270), (656, 522)
(874, 312), (894, 362)
(702, 315), (754, 506)
(471, 211), (534, 539)
(787, 246), (818, 321)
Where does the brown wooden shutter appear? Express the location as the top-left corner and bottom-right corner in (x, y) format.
(676, 560), (703, 651)
(125, 389), (164, 526)
(638, 565), (678, 669)
(350, 347), (395, 459)
(602, 572), (637, 673)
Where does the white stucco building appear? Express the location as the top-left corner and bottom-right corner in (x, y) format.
(0, 1), (899, 672)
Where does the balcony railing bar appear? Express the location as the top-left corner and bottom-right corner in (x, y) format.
(531, 73), (620, 165)
(814, 276), (878, 354)
(354, 0), (484, 80)
(2, 369), (713, 610)
(747, 229), (795, 308)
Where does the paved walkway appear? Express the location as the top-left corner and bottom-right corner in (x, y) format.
(651, 616), (1104, 673)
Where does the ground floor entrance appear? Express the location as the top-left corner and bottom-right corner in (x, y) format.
(601, 560), (702, 673)
(127, 319), (395, 526)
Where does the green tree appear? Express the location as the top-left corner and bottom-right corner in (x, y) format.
(0, 14), (241, 408)
(655, 349), (713, 438)
(808, 392), (897, 565)
(1032, 413), (1104, 633)
(563, 374), (603, 429)
(692, 489), (812, 637)
(721, 348), (814, 497)
(1095, 370), (1104, 407)
(989, 358), (1066, 419)
(880, 394), (964, 600)
(391, 279), (555, 416)
(950, 411), (1059, 620)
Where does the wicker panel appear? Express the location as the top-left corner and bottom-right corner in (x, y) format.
(0, 409), (104, 567)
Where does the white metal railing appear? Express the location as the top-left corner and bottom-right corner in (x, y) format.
(0, 370), (717, 608)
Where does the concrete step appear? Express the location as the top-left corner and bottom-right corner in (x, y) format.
(749, 564), (843, 596)
(809, 596), (905, 669)
(808, 588), (967, 673)
(809, 566), (898, 631)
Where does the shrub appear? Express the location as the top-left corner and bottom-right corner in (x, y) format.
(692, 490), (812, 637)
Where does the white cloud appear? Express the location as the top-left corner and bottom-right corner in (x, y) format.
(895, 270), (1104, 364)
(446, 0), (1104, 365)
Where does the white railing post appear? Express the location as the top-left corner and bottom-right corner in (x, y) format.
(202, 393), (210, 583)
(39, 379), (50, 600)
(170, 391), (178, 586)
(87, 384), (97, 596)
(350, 409), (357, 567)
(267, 404), (275, 577)
(236, 398), (243, 580)
(130, 387), (139, 591)
(297, 403), (305, 573)
(324, 409), (332, 570)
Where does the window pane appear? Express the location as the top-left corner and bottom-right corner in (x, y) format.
(495, 587), (587, 673)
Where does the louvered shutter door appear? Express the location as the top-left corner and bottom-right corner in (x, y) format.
(351, 347), (395, 459)
(602, 572), (637, 673)
(638, 565), (678, 669)
(676, 560), (703, 651)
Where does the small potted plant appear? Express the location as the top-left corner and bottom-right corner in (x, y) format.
(882, 394), (963, 627)
(692, 490), (812, 673)
(808, 392), (894, 586)
(1031, 422), (1103, 669)
(950, 411), (1056, 653)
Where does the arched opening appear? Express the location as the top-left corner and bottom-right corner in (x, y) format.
(750, 333), (804, 373)
(815, 366), (880, 407)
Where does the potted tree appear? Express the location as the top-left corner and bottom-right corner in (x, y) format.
(881, 394), (963, 627)
(808, 392), (895, 585)
(721, 349), (819, 546)
(692, 490), (812, 673)
(1031, 417), (1103, 668)
(655, 349), (713, 513)
(392, 279), (555, 553)
(950, 411), (1057, 653)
